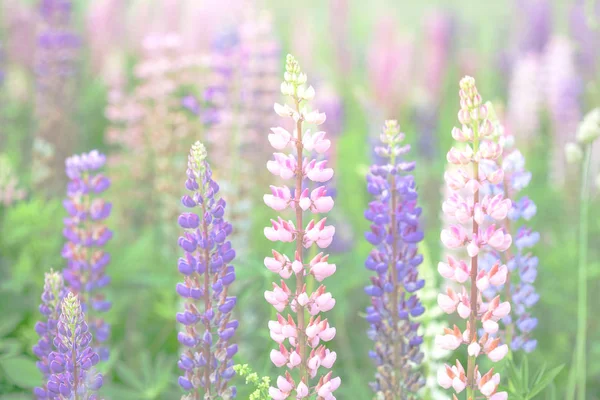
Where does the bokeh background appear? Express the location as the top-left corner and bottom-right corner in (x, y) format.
(1, 0), (599, 398)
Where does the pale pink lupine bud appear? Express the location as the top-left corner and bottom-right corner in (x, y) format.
(289, 351), (302, 367)
(298, 85), (316, 101)
(473, 203), (484, 225)
(277, 375), (294, 393)
(438, 287), (459, 313)
(467, 238), (480, 257)
(457, 302), (471, 319)
(274, 103), (295, 118)
(264, 185), (292, 211)
(298, 292), (309, 307)
(316, 375), (341, 398)
(437, 261), (455, 279)
(465, 178), (481, 193)
(447, 147), (473, 165)
(313, 291), (336, 313)
(265, 251), (293, 279)
(487, 263), (508, 286)
(304, 110), (327, 125)
(305, 159), (334, 182)
(452, 375), (467, 393)
(265, 282), (291, 312)
(264, 218), (296, 242)
(310, 262), (337, 282)
(482, 319), (499, 334)
(303, 130), (331, 154)
(437, 365), (453, 389)
(449, 199), (468, 222)
(479, 104), (489, 120)
(442, 192), (463, 215)
(267, 153), (297, 179)
(485, 167), (504, 185)
(483, 194), (511, 221)
(319, 324), (336, 342)
(298, 188), (312, 211)
(468, 341), (481, 357)
(451, 126), (473, 142)
(268, 387), (289, 400)
(479, 119), (494, 138)
(321, 349), (337, 368)
(490, 392), (508, 400)
(488, 344), (508, 362)
(269, 319), (286, 343)
(304, 218), (335, 248)
(480, 379), (498, 397)
(491, 301), (511, 319)
(458, 109), (471, 125)
(444, 170), (467, 190)
(435, 330), (462, 350)
(271, 347), (288, 367)
(441, 225), (467, 248)
(292, 257), (303, 274)
(478, 141), (502, 160)
(310, 186), (334, 213)
(269, 127), (293, 150)
(476, 270), (490, 292)
(296, 382), (309, 398)
(450, 256), (470, 283)
(485, 226), (512, 251)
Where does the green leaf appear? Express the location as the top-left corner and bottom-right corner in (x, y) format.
(527, 364), (564, 398)
(522, 355), (529, 392)
(0, 357), (42, 388)
(115, 363), (146, 391)
(0, 339), (22, 360)
(0, 315), (22, 338)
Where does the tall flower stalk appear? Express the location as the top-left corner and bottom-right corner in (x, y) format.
(264, 54), (340, 399)
(33, 270), (68, 399)
(437, 77), (510, 400)
(176, 142), (238, 399)
(364, 120), (425, 398)
(62, 150), (112, 361)
(46, 292), (103, 399)
(565, 108), (600, 400)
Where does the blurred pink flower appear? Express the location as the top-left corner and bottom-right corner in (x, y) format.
(367, 17), (414, 117)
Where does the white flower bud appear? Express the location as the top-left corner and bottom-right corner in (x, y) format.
(565, 142), (583, 164)
(576, 108), (600, 144)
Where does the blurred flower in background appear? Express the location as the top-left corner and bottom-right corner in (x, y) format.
(32, 0), (81, 196)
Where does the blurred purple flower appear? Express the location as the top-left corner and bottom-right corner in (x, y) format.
(542, 36), (583, 185)
(570, 0), (600, 79)
(62, 150), (112, 361)
(32, 0), (80, 195)
(517, 0), (553, 54)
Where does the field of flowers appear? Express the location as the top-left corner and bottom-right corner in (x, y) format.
(0, 0), (599, 399)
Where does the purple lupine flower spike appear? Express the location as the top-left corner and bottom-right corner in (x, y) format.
(46, 292), (103, 399)
(33, 270), (68, 399)
(62, 150), (112, 361)
(177, 142), (237, 399)
(480, 127), (539, 353)
(364, 120), (426, 397)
